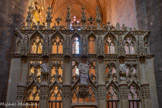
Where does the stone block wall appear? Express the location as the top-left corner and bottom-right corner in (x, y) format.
(0, 0), (29, 102)
(135, 0), (162, 107)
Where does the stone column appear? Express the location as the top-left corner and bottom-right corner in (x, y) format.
(16, 57), (28, 108)
(141, 84), (151, 108)
(98, 85), (106, 108)
(39, 68), (49, 108)
(20, 57), (28, 84)
(97, 56), (106, 108)
(139, 58), (152, 108)
(63, 56), (72, 108)
(143, 58), (158, 108)
(6, 58), (21, 103)
(63, 56), (71, 85)
(62, 85), (71, 108)
(39, 84), (49, 108)
(119, 82), (129, 108)
(139, 58), (147, 84)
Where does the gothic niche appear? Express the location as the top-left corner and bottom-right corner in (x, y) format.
(104, 35), (116, 54)
(105, 61), (117, 83)
(51, 35), (63, 54)
(72, 62), (97, 103)
(128, 83), (141, 108)
(124, 35), (136, 54)
(30, 35), (43, 54)
(106, 84), (119, 108)
(72, 35), (80, 54)
(26, 60), (42, 106)
(49, 61), (63, 108)
(88, 35), (96, 54)
(50, 61), (63, 83)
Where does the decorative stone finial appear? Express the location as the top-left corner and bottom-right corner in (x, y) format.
(96, 6), (101, 30)
(46, 6), (52, 30)
(55, 16), (62, 28)
(81, 5), (86, 21)
(66, 5), (71, 29)
(88, 16), (95, 30)
(26, 6), (33, 29)
(81, 5), (86, 30)
(96, 6), (101, 21)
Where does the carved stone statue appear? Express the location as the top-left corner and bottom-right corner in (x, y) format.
(41, 63), (49, 83)
(41, 63), (49, 74)
(119, 64), (127, 81)
(78, 63), (89, 85)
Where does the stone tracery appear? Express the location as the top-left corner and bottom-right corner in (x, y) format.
(7, 4), (156, 108)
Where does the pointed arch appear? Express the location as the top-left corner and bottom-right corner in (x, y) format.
(124, 32), (136, 54)
(51, 31), (64, 54)
(50, 61), (63, 83)
(26, 78), (40, 106)
(30, 32), (43, 54)
(49, 81), (62, 108)
(104, 32), (117, 54)
(72, 33), (80, 54)
(88, 33), (96, 54)
(106, 81), (119, 100)
(128, 81), (141, 108)
(106, 81), (119, 108)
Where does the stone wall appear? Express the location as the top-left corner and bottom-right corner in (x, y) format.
(135, 0), (162, 107)
(0, 0), (29, 102)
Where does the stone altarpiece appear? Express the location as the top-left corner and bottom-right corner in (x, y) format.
(6, 5), (158, 108)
